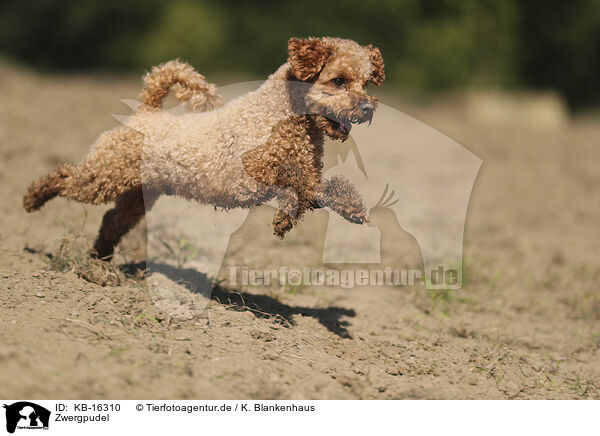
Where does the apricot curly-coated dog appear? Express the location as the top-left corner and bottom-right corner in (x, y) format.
(23, 37), (385, 260)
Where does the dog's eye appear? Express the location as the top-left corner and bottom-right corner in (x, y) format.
(332, 77), (346, 87)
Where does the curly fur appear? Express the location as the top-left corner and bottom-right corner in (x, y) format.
(23, 37), (385, 260)
(139, 59), (222, 112)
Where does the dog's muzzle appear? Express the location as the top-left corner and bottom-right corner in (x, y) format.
(359, 101), (374, 120)
(330, 101), (375, 135)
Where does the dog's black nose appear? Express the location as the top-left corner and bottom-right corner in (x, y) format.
(359, 102), (374, 118)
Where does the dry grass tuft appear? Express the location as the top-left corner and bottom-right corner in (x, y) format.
(49, 235), (130, 286)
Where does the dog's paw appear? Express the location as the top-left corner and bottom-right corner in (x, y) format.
(273, 211), (295, 238)
(91, 241), (115, 261)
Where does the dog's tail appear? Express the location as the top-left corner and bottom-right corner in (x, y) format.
(23, 164), (73, 212)
(139, 59), (222, 112)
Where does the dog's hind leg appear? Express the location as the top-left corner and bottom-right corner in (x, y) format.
(23, 164), (75, 212)
(24, 127), (144, 211)
(93, 187), (159, 260)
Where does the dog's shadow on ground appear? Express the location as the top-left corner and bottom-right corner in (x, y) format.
(122, 261), (356, 339)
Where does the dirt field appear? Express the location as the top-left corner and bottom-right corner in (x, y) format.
(1, 62), (599, 399)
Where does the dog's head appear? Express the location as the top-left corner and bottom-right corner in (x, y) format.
(287, 37), (385, 140)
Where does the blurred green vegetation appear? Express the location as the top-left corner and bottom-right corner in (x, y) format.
(1, 0), (599, 108)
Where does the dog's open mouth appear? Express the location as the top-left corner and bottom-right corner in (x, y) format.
(331, 117), (369, 135)
(332, 119), (352, 135)
(328, 113), (372, 136)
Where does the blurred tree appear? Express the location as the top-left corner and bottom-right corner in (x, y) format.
(0, 0), (163, 69)
(394, 0), (518, 90)
(517, 0), (600, 108)
(138, 0), (226, 72)
(0, 0), (598, 108)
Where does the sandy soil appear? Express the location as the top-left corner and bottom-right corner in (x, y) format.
(1, 62), (599, 399)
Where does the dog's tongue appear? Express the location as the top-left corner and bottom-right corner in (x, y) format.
(339, 121), (351, 134)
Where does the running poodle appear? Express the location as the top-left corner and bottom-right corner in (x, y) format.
(23, 37), (385, 260)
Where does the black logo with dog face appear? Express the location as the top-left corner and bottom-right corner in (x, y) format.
(3, 402), (50, 434)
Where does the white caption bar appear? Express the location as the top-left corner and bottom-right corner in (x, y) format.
(1, 400), (595, 435)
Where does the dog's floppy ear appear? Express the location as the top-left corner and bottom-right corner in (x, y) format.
(288, 37), (331, 81)
(367, 45), (385, 86)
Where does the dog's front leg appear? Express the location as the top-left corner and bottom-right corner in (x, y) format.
(315, 176), (367, 224)
(272, 186), (301, 238)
